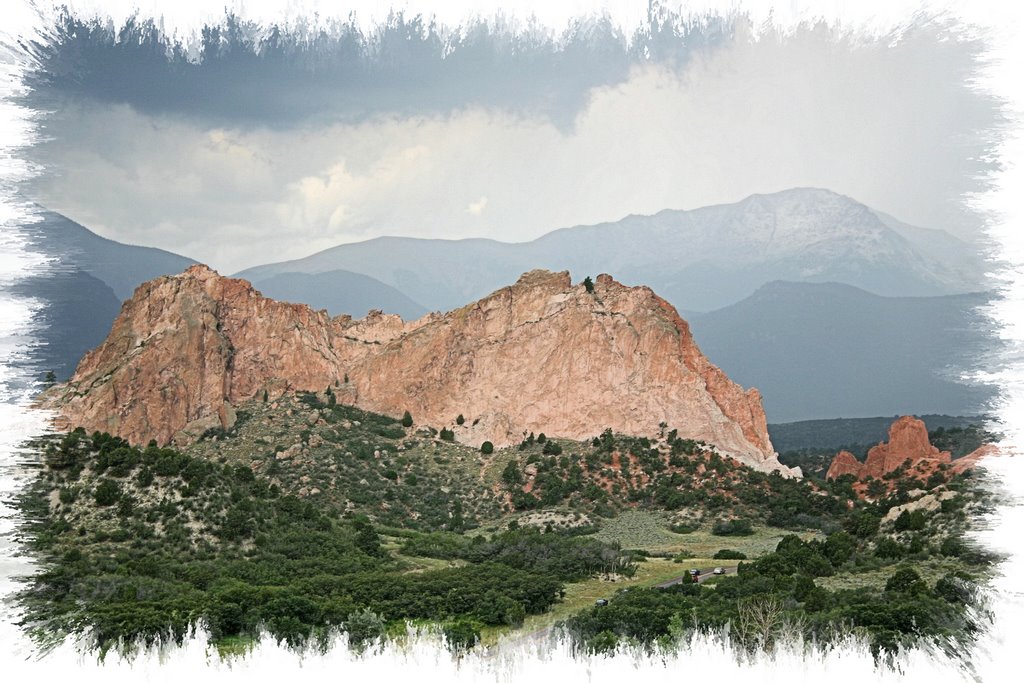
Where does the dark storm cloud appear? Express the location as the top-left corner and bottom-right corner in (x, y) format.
(17, 7), (733, 128)
(8, 6), (1010, 273)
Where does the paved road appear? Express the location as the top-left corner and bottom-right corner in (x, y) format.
(653, 565), (736, 588)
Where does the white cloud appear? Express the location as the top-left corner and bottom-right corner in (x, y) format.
(30, 23), (1000, 273)
(466, 196), (488, 215)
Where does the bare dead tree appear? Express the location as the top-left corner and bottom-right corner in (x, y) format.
(735, 595), (784, 653)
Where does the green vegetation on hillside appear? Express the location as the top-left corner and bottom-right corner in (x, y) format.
(15, 428), (634, 654)
(14, 394), (997, 664)
(185, 393), (507, 530)
(561, 474), (996, 661)
(500, 429), (850, 532)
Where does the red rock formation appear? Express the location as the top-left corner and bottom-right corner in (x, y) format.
(824, 416), (991, 487)
(45, 265), (796, 475)
(858, 416), (951, 479)
(825, 450), (863, 480)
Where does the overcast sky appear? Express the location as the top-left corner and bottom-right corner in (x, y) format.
(10, 1), (1008, 273)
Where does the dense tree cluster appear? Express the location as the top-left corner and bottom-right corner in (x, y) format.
(15, 406), (993, 661)
(564, 530), (989, 660)
(15, 431), (567, 654)
(399, 526), (633, 580)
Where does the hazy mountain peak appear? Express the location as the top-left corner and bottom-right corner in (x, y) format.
(235, 187), (984, 315)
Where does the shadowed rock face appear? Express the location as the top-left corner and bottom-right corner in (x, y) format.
(45, 265), (796, 475)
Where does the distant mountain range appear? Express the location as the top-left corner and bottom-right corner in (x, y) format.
(687, 281), (998, 422)
(22, 188), (997, 423)
(235, 187), (990, 313)
(17, 211), (426, 379)
(253, 270), (427, 321)
(16, 210), (195, 380)
(21, 209), (197, 301)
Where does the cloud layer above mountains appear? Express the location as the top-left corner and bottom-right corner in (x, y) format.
(18, 9), (1005, 273)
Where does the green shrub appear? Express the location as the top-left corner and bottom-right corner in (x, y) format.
(480, 441), (494, 455)
(116, 494), (135, 517)
(401, 411), (413, 428)
(874, 537), (903, 559)
(501, 462), (524, 489)
(344, 608), (385, 652)
(713, 549), (747, 560)
(894, 509), (927, 532)
(935, 572), (975, 604)
(542, 441), (562, 455)
(94, 480), (121, 506)
(443, 618), (481, 651)
(136, 467), (154, 488)
(843, 509), (881, 539)
(711, 518), (754, 536)
(940, 536), (966, 557)
(885, 567), (927, 595)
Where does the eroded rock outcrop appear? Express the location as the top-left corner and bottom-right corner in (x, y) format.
(825, 450), (863, 480)
(825, 415), (989, 484)
(45, 265), (795, 475)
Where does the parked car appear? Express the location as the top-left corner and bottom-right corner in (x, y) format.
(713, 567), (725, 575)
(595, 599), (609, 607)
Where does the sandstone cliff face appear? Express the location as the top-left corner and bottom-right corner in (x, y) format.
(825, 416), (967, 482)
(46, 265), (794, 475)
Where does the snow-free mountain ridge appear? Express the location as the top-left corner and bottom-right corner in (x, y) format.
(236, 188), (988, 313)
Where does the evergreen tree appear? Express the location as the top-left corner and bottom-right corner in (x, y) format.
(449, 499), (464, 532)
(351, 515), (384, 557)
